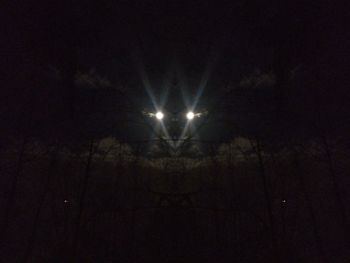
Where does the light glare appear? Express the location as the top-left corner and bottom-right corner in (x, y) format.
(186, 111), (195, 120)
(155, 111), (164, 120)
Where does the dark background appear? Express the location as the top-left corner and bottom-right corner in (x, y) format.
(1, 0), (349, 262)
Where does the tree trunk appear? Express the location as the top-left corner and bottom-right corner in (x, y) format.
(1, 136), (28, 244)
(71, 139), (95, 262)
(321, 135), (348, 233)
(293, 149), (328, 263)
(252, 138), (276, 246)
(24, 145), (60, 262)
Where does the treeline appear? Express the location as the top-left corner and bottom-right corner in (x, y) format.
(0, 134), (349, 262)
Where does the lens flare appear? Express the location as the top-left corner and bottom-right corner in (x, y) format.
(155, 111), (164, 120)
(186, 111), (195, 120)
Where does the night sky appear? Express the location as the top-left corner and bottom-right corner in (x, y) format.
(1, 0), (350, 262)
(3, 0), (349, 142)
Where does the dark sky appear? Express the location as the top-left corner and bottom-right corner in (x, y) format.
(2, 0), (349, 143)
(3, 0), (347, 85)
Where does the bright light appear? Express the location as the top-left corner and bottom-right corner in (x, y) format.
(186, 111), (195, 120)
(155, 111), (164, 120)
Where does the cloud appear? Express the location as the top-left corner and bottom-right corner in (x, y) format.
(239, 69), (275, 89)
(75, 69), (111, 89)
